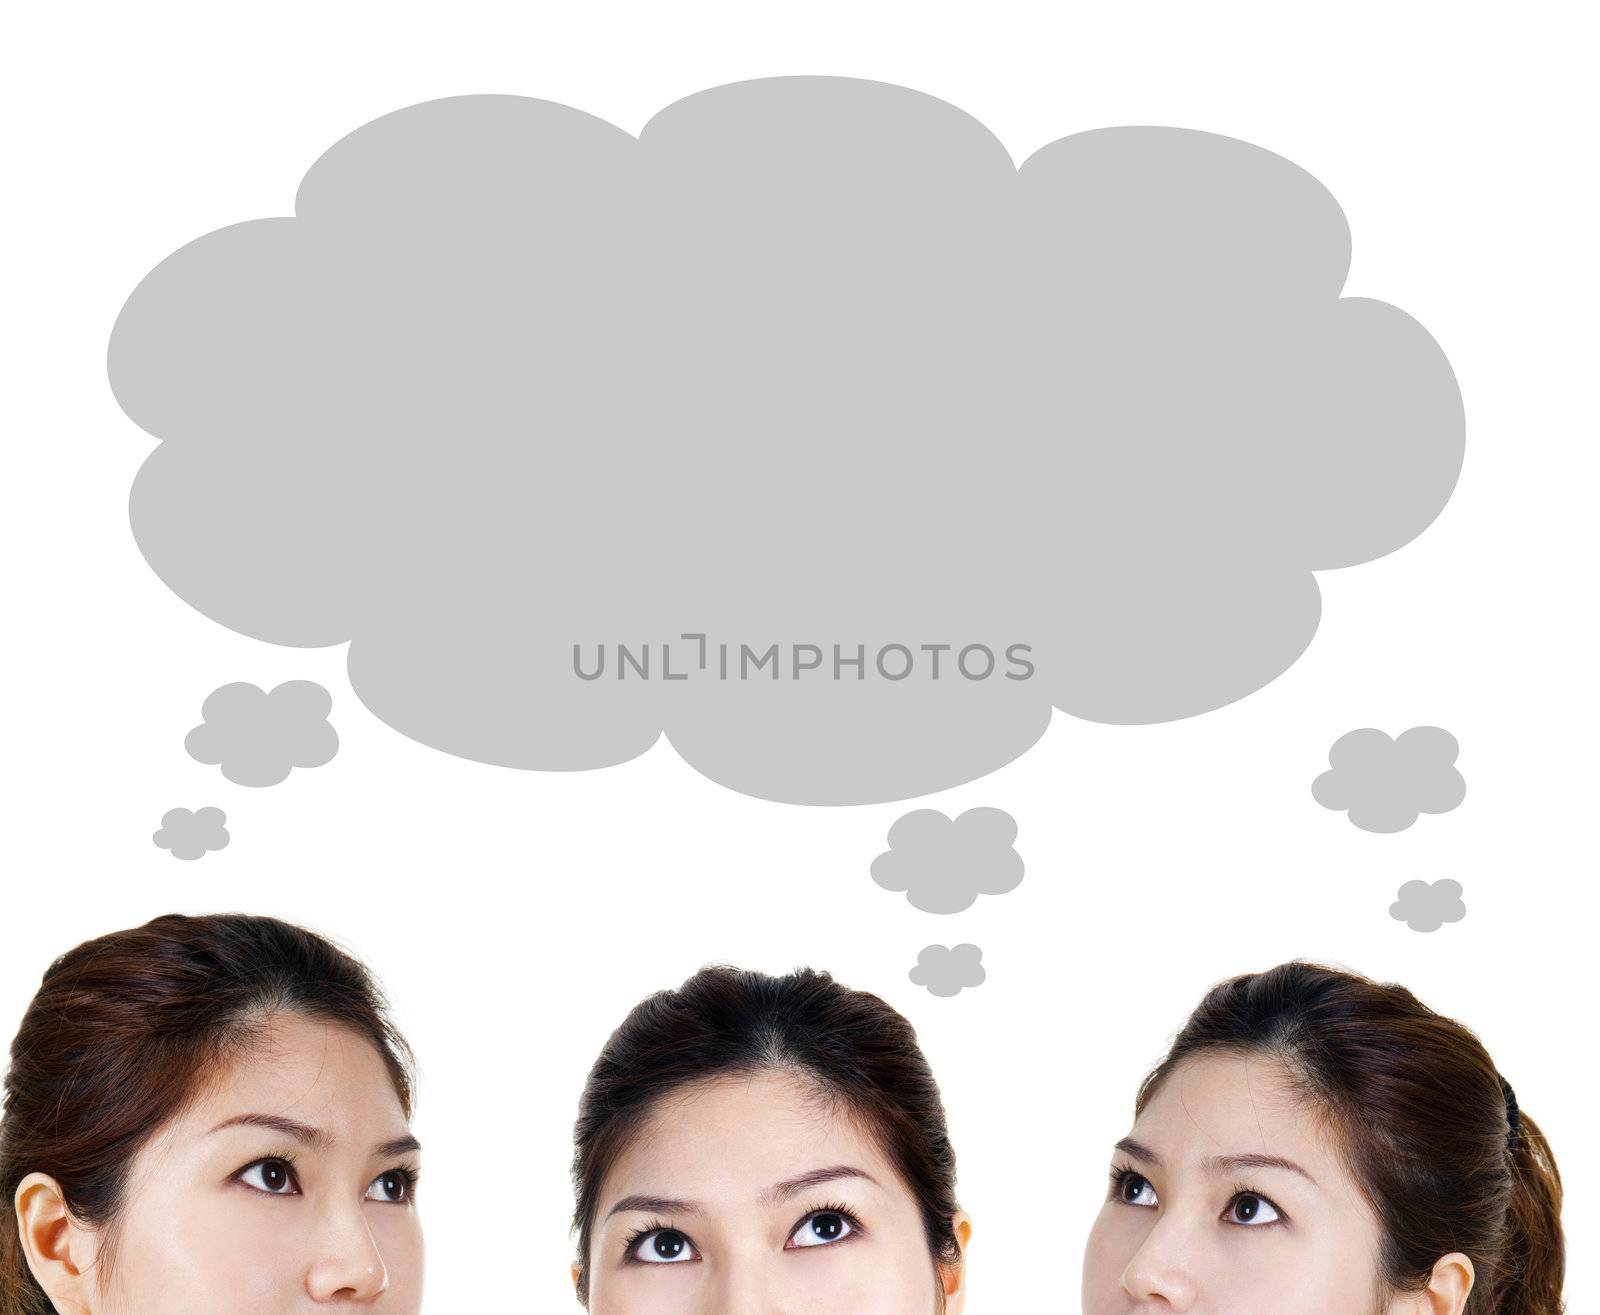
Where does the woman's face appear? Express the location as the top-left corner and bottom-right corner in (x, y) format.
(1082, 1051), (1397, 1315)
(87, 1011), (424, 1313)
(583, 1068), (965, 1314)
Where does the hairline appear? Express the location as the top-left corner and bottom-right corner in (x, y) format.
(576, 1061), (956, 1299)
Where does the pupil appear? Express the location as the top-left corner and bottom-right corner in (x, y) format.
(265, 1163), (284, 1189)
(813, 1213), (843, 1240)
(654, 1232), (684, 1259)
(1237, 1195), (1258, 1221)
(384, 1174), (400, 1198)
(1123, 1175), (1144, 1202)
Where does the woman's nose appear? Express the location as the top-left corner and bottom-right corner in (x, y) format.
(705, 1256), (784, 1315)
(304, 1204), (391, 1302)
(1120, 1214), (1200, 1310)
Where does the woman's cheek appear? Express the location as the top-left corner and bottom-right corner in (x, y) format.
(1235, 1247), (1368, 1315)
(102, 1199), (291, 1314)
(599, 1266), (701, 1315)
(1081, 1209), (1136, 1315)
(802, 1244), (942, 1315)
(370, 1208), (426, 1313)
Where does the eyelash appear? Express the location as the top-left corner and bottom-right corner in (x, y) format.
(794, 1201), (867, 1248)
(1107, 1164), (1289, 1228)
(620, 1217), (675, 1261)
(1224, 1181), (1286, 1227)
(376, 1165), (422, 1204)
(620, 1201), (868, 1263)
(1107, 1162), (1142, 1199)
(233, 1152), (302, 1195)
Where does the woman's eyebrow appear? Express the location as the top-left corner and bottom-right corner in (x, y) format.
(209, 1113), (329, 1147)
(604, 1166), (880, 1220)
(1114, 1137), (1160, 1165)
(206, 1116), (418, 1160)
(763, 1164), (880, 1204)
(1202, 1152), (1319, 1185)
(1116, 1138), (1318, 1185)
(608, 1194), (701, 1219)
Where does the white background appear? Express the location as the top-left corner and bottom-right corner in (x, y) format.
(3, 2), (1595, 1309)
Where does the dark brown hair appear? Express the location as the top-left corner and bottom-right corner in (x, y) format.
(0, 912), (414, 1315)
(570, 965), (962, 1306)
(1140, 962), (1564, 1315)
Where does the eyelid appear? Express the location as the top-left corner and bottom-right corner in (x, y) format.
(234, 1156), (302, 1196)
(1223, 1188), (1288, 1227)
(785, 1202), (866, 1249)
(621, 1221), (701, 1265)
(1108, 1163), (1159, 1207)
(366, 1165), (421, 1205)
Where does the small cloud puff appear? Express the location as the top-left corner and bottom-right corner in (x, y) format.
(1313, 726), (1465, 833)
(1390, 878), (1466, 933)
(153, 806), (230, 860)
(870, 806), (1024, 914)
(910, 944), (987, 997)
(185, 680), (339, 786)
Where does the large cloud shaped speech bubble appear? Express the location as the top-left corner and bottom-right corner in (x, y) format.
(108, 78), (1464, 804)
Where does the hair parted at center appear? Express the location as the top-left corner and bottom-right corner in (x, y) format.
(570, 964), (962, 1306)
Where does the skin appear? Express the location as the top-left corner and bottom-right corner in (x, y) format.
(578, 1068), (971, 1314)
(14, 1012), (424, 1313)
(1082, 1051), (1473, 1315)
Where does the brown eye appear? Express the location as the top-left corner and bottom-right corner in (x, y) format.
(238, 1158), (298, 1195)
(789, 1210), (858, 1248)
(1224, 1192), (1282, 1226)
(365, 1169), (415, 1204)
(1116, 1172), (1159, 1207)
(631, 1228), (698, 1264)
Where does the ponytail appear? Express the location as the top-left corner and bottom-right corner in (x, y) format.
(1493, 1110), (1565, 1315)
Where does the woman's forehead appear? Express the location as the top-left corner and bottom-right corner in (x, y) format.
(1126, 1050), (1386, 1236)
(184, 1013), (407, 1136)
(602, 1070), (896, 1205)
(1134, 1052), (1320, 1158)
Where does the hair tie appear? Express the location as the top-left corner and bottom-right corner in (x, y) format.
(1498, 1074), (1521, 1154)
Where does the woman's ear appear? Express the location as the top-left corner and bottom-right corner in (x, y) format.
(941, 1210), (974, 1313)
(1389, 1252), (1474, 1315)
(1422, 1253), (1475, 1315)
(13, 1172), (95, 1314)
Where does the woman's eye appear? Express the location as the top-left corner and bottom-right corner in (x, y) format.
(365, 1169), (415, 1204)
(631, 1229), (698, 1264)
(237, 1158), (299, 1196)
(1224, 1192), (1282, 1226)
(1115, 1172), (1159, 1207)
(788, 1210), (857, 1248)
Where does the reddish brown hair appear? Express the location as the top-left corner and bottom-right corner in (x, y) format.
(1140, 962), (1564, 1315)
(571, 965), (962, 1307)
(0, 913), (414, 1315)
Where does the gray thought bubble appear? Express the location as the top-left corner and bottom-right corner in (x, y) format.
(152, 806), (230, 860)
(1390, 878), (1466, 932)
(108, 81), (1463, 805)
(871, 806), (1023, 913)
(1312, 726), (1465, 833)
(185, 680), (339, 786)
(910, 943), (987, 997)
